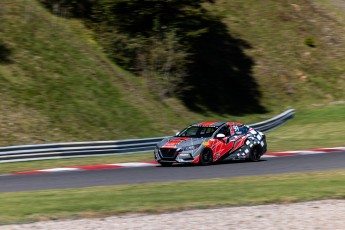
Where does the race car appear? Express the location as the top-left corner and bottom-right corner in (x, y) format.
(154, 121), (267, 166)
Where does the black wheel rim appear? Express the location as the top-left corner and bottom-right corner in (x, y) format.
(202, 151), (212, 162)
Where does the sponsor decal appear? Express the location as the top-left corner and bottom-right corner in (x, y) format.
(230, 126), (235, 136)
(203, 141), (210, 147)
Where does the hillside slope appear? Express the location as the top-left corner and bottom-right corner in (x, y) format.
(0, 0), (344, 146)
(205, 0), (345, 109)
(0, 0), (211, 145)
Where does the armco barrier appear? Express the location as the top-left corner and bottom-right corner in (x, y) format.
(0, 109), (295, 163)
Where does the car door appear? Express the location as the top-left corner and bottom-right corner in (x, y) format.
(209, 125), (235, 161)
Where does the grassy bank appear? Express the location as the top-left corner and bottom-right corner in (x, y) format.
(267, 103), (345, 151)
(0, 169), (344, 225)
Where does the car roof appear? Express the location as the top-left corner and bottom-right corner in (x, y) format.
(192, 121), (225, 127)
(192, 121), (244, 127)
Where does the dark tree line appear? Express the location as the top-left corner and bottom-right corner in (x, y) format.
(39, 0), (264, 114)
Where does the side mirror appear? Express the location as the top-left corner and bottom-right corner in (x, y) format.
(175, 132), (180, 136)
(216, 133), (225, 139)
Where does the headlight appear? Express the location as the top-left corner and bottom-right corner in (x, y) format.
(182, 145), (200, 151)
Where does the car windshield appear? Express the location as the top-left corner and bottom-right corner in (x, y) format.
(177, 126), (218, 138)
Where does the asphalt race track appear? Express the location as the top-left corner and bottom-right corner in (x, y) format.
(1, 152), (345, 192)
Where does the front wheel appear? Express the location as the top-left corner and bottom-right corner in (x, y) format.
(159, 162), (173, 167)
(248, 146), (261, 162)
(199, 149), (213, 166)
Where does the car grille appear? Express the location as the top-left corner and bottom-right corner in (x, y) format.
(159, 148), (177, 159)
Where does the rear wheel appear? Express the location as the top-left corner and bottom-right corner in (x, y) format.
(159, 162), (173, 167)
(199, 149), (213, 166)
(249, 146), (261, 162)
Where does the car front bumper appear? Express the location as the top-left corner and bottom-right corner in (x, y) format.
(154, 147), (201, 163)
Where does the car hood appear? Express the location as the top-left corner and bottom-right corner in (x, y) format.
(157, 136), (211, 149)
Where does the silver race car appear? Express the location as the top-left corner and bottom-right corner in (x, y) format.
(154, 121), (267, 166)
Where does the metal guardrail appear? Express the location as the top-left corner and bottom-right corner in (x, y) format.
(0, 109), (295, 163)
(249, 109), (295, 132)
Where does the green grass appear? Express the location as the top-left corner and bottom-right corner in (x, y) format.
(0, 170), (345, 225)
(267, 103), (345, 151)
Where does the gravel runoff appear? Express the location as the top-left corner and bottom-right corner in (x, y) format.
(3, 200), (345, 230)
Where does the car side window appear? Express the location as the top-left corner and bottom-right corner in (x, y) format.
(217, 126), (230, 137)
(232, 125), (249, 135)
(200, 127), (214, 135)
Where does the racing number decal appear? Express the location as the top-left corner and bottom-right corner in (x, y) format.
(233, 125), (239, 132)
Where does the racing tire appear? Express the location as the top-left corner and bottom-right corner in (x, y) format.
(248, 146), (261, 162)
(199, 149), (213, 166)
(159, 162), (173, 167)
